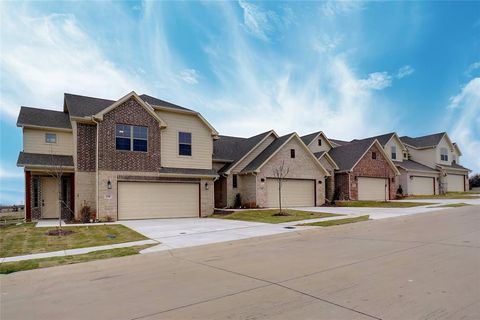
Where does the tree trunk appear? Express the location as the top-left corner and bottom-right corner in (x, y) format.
(278, 180), (282, 213)
(58, 179), (62, 230)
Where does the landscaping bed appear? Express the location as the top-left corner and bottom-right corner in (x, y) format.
(298, 215), (370, 227)
(334, 201), (434, 208)
(407, 192), (480, 200)
(1, 223), (147, 257)
(211, 209), (340, 224)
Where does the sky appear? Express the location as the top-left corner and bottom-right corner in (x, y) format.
(0, 1), (479, 205)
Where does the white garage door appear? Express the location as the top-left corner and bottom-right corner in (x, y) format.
(118, 182), (199, 220)
(358, 177), (388, 201)
(447, 174), (465, 192)
(266, 179), (315, 207)
(411, 176), (434, 195)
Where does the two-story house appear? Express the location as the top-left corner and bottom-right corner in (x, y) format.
(17, 91), (218, 221)
(401, 132), (470, 193)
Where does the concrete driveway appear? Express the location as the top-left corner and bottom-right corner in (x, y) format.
(3, 206), (479, 320)
(120, 218), (315, 253)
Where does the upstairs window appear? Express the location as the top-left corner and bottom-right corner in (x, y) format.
(440, 148), (448, 161)
(232, 174), (238, 188)
(290, 149), (296, 158)
(372, 152), (377, 160)
(116, 124), (148, 152)
(391, 146), (397, 160)
(179, 132), (192, 156)
(45, 133), (57, 143)
(318, 139), (322, 146)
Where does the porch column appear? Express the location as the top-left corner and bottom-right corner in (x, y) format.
(25, 171), (31, 222)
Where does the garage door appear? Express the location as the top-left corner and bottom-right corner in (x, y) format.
(266, 179), (315, 207)
(411, 176), (434, 195)
(447, 174), (465, 192)
(358, 177), (388, 201)
(118, 182), (199, 220)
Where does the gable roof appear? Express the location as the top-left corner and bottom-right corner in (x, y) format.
(396, 160), (438, 173)
(329, 139), (400, 175)
(400, 132), (446, 149)
(241, 133), (329, 175)
(351, 132), (399, 147)
(300, 131), (334, 149)
(314, 151), (339, 170)
(64, 93), (114, 118)
(213, 130), (276, 173)
(452, 143), (462, 156)
(17, 107), (72, 129)
(139, 94), (193, 112)
(329, 138), (350, 147)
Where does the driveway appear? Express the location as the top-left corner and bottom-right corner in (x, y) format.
(2, 206), (479, 320)
(120, 218), (317, 253)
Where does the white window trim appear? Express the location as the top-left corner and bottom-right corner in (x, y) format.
(115, 124), (148, 152)
(178, 131), (192, 157)
(45, 133), (57, 144)
(391, 146), (397, 160)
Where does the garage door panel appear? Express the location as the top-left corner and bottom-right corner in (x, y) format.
(447, 174), (464, 192)
(118, 182), (199, 220)
(411, 176), (434, 195)
(266, 179), (315, 207)
(358, 177), (388, 201)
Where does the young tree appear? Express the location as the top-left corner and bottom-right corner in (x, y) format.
(272, 160), (289, 214)
(469, 173), (480, 189)
(46, 148), (68, 232)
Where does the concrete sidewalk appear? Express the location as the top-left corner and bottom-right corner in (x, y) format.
(0, 239), (157, 263)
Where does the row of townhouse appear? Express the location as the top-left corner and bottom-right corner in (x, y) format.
(16, 91), (471, 221)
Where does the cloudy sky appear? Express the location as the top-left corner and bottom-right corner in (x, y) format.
(1, 1), (479, 204)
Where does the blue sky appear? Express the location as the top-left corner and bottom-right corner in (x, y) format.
(1, 1), (479, 204)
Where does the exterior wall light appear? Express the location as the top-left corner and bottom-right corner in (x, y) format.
(318, 180), (322, 184)
(107, 180), (112, 189)
(205, 182), (209, 190)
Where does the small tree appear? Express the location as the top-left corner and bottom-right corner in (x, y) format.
(47, 151), (65, 231)
(470, 173), (480, 189)
(272, 160), (289, 215)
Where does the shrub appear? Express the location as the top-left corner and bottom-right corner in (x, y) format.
(469, 174), (480, 189)
(80, 205), (91, 223)
(234, 193), (242, 208)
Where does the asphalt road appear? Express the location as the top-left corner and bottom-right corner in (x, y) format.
(1, 206), (479, 320)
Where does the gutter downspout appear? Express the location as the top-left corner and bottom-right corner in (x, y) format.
(91, 116), (99, 215)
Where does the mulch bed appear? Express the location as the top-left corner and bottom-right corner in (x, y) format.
(45, 229), (75, 236)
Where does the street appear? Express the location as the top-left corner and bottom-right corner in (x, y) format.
(1, 206), (479, 320)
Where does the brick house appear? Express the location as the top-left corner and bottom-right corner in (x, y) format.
(17, 91), (218, 221)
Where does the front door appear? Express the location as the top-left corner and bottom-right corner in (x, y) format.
(41, 177), (59, 219)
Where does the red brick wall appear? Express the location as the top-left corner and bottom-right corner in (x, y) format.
(98, 98), (161, 172)
(334, 172), (350, 200)
(77, 123), (96, 172)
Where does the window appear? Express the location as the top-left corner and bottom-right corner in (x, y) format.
(318, 139), (322, 146)
(372, 152), (377, 160)
(45, 133), (57, 143)
(232, 174), (238, 188)
(391, 146), (397, 160)
(115, 124), (148, 152)
(179, 132), (192, 156)
(403, 152), (408, 159)
(290, 149), (296, 158)
(440, 148), (448, 161)
(32, 177), (39, 208)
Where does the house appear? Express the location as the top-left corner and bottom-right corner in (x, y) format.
(301, 131), (339, 202)
(17, 91), (218, 221)
(213, 131), (330, 208)
(328, 139), (400, 201)
(400, 132), (470, 192)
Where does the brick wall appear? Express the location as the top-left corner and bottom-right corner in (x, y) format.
(77, 123), (96, 171)
(98, 98), (161, 172)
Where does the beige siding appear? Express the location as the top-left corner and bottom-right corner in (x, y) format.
(234, 134), (275, 172)
(23, 128), (73, 155)
(384, 136), (404, 162)
(307, 135), (331, 154)
(406, 147), (436, 168)
(156, 110), (213, 169)
(436, 136), (454, 166)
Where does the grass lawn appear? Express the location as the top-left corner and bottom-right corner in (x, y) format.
(1, 223), (147, 257)
(211, 209), (341, 224)
(334, 201), (434, 208)
(0, 244), (154, 274)
(298, 215), (370, 227)
(428, 203), (471, 208)
(407, 192), (480, 200)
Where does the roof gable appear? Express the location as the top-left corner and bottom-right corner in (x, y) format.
(314, 151), (339, 170)
(400, 132), (446, 149)
(17, 107), (72, 130)
(300, 131), (334, 149)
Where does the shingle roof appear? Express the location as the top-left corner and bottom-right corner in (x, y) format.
(328, 139), (375, 171)
(17, 107), (71, 129)
(396, 160), (438, 172)
(330, 139), (350, 146)
(158, 167), (218, 176)
(436, 163), (471, 172)
(314, 151), (326, 159)
(351, 132), (396, 147)
(17, 152), (74, 167)
(300, 131), (321, 146)
(400, 132), (446, 149)
(139, 94), (193, 112)
(213, 131), (273, 173)
(241, 133), (294, 173)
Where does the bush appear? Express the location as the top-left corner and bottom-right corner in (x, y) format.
(80, 205), (91, 223)
(469, 174), (480, 189)
(234, 193), (242, 208)
(397, 185), (403, 196)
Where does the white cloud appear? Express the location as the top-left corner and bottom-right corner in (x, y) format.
(313, 34), (342, 53)
(238, 0), (276, 41)
(357, 72), (392, 90)
(0, 165), (23, 179)
(178, 69), (199, 84)
(396, 65), (415, 79)
(0, 9), (148, 120)
(465, 61), (480, 76)
(448, 77), (480, 173)
(321, 1), (363, 17)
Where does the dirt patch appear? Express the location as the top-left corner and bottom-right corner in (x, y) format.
(45, 229), (75, 236)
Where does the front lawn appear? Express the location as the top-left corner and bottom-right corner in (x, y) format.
(211, 209), (340, 224)
(334, 201), (434, 208)
(1, 223), (147, 257)
(407, 192), (480, 200)
(298, 215), (370, 227)
(0, 244), (154, 274)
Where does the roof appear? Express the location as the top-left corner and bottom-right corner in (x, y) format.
(213, 131), (274, 173)
(17, 107), (71, 129)
(396, 160), (438, 173)
(241, 133), (294, 173)
(351, 132), (397, 147)
(328, 139), (374, 171)
(400, 132), (446, 149)
(330, 138), (350, 146)
(436, 163), (471, 172)
(17, 152), (74, 167)
(139, 94), (193, 112)
(314, 151), (326, 158)
(158, 167), (218, 177)
(300, 131), (320, 145)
